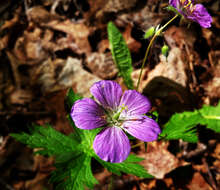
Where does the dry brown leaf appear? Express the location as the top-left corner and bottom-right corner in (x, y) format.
(13, 27), (48, 63)
(32, 57), (100, 96)
(9, 89), (33, 105)
(204, 63), (220, 98)
(123, 24), (141, 53)
(132, 47), (189, 91)
(187, 172), (212, 190)
(26, 6), (61, 23)
(46, 20), (91, 54)
(25, 173), (52, 190)
(86, 52), (118, 79)
(86, 0), (137, 23)
(139, 141), (188, 179)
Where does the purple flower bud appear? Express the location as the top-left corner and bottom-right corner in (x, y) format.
(169, 0), (212, 28)
(71, 80), (161, 163)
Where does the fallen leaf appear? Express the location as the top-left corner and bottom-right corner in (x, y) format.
(187, 172), (212, 190)
(139, 141), (187, 179)
(86, 52), (118, 79)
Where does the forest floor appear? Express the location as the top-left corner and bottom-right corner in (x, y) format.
(0, 0), (219, 189)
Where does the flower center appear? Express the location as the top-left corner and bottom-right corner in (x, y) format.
(105, 105), (128, 127)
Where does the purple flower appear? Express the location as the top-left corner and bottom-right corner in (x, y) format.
(169, 0), (212, 28)
(71, 80), (161, 163)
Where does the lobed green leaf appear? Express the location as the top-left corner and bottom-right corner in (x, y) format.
(160, 101), (220, 142)
(160, 111), (199, 143)
(95, 154), (153, 178)
(199, 102), (220, 132)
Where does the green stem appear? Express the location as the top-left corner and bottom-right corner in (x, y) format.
(136, 14), (178, 91)
(131, 142), (144, 149)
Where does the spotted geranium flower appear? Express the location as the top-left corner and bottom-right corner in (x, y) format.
(71, 80), (161, 163)
(169, 0), (212, 28)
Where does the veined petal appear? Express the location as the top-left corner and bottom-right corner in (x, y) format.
(123, 115), (161, 142)
(169, 0), (178, 8)
(119, 90), (151, 116)
(90, 80), (122, 110)
(71, 98), (107, 130)
(93, 126), (130, 163)
(187, 4), (212, 28)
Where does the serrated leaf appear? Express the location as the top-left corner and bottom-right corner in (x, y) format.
(11, 124), (99, 190)
(95, 154), (153, 178)
(107, 22), (133, 89)
(11, 124), (79, 156)
(160, 111), (199, 143)
(160, 101), (220, 142)
(51, 154), (98, 190)
(199, 102), (220, 132)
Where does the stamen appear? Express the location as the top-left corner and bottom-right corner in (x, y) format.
(189, 3), (195, 13)
(184, 0), (192, 8)
(112, 105), (127, 120)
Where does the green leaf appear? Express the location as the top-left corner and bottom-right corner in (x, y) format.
(11, 88), (100, 190)
(160, 111), (199, 143)
(107, 22), (133, 89)
(51, 154), (98, 190)
(11, 124), (79, 156)
(66, 88), (82, 110)
(199, 102), (220, 132)
(144, 26), (155, 39)
(95, 154), (153, 178)
(11, 124), (98, 190)
(160, 101), (220, 142)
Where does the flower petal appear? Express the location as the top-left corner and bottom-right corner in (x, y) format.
(71, 98), (107, 130)
(169, 0), (178, 8)
(119, 90), (151, 116)
(187, 4), (212, 28)
(90, 80), (122, 110)
(93, 126), (130, 163)
(123, 115), (161, 142)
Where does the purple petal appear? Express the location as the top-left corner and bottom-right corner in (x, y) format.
(119, 90), (151, 116)
(93, 126), (130, 163)
(71, 98), (107, 130)
(90, 80), (122, 110)
(123, 115), (161, 142)
(169, 0), (178, 8)
(187, 4), (212, 28)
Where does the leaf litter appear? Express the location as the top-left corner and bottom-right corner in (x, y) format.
(0, 0), (219, 189)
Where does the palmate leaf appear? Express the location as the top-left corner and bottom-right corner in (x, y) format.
(160, 101), (220, 142)
(160, 111), (199, 143)
(11, 124), (80, 156)
(107, 22), (133, 89)
(95, 154), (153, 178)
(51, 154), (98, 190)
(11, 88), (154, 190)
(11, 124), (98, 190)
